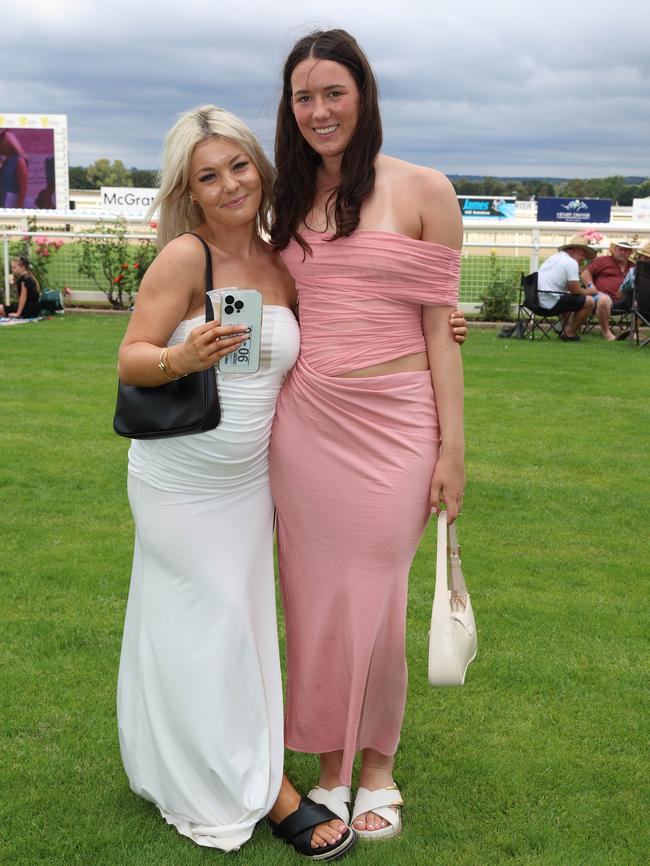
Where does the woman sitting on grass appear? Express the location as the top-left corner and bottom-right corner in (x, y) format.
(1, 257), (40, 319)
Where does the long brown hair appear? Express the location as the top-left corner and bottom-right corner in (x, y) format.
(271, 29), (382, 253)
(12, 256), (40, 293)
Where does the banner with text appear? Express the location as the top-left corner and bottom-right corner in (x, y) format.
(632, 197), (650, 221)
(457, 195), (516, 219)
(101, 187), (158, 216)
(537, 197), (611, 224)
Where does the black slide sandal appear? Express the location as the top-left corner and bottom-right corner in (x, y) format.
(268, 797), (357, 861)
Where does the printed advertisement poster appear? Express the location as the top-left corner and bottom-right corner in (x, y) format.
(101, 187), (158, 216)
(537, 197), (612, 223)
(632, 197), (650, 221)
(0, 114), (68, 212)
(457, 196), (516, 219)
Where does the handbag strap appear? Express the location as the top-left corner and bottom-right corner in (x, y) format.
(431, 511), (469, 626)
(184, 232), (215, 322)
(448, 521), (469, 597)
(431, 510), (450, 623)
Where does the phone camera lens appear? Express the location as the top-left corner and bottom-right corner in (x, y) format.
(224, 305), (234, 314)
(225, 295), (235, 304)
(234, 301), (244, 310)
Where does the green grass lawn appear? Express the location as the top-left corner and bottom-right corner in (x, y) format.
(1, 317), (648, 866)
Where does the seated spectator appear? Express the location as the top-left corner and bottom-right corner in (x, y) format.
(0, 257), (41, 319)
(637, 242), (650, 264)
(537, 236), (597, 342)
(620, 241), (650, 296)
(580, 240), (637, 340)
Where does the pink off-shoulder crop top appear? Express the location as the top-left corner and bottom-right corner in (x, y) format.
(279, 229), (461, 376)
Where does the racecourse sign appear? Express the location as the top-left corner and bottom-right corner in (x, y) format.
(457, 195), (516, 219)
(632, 197), (650, 221)
(537, 197), (612, 224)
(101, 187), (158, 215)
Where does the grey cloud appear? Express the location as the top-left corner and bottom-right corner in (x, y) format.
(1, 0), (648, 177)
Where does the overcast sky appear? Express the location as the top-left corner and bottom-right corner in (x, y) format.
(1, 0), (648, 178)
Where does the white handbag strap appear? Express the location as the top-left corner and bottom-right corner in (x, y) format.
(448, 520), (469, 597)
(432, 512), (469, 627)
(431, 511), (450, 624)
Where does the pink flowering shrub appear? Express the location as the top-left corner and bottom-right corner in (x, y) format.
(13, 235), (66, 291)
(580, 230), (604, 244)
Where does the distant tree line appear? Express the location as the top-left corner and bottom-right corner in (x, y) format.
(70, 162), (650, 206)
(451, 175), (650, 206)
(69, 160), (158, 190)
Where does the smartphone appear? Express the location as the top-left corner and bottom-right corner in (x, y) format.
(218, 289), (263, 373)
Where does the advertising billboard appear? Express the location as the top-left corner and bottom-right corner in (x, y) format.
(101, 187), (158, 217)
(632, 197), (650, 221)
(457, 196), (516, 219)
(0, 113), (68, 211)
(537, 197), (611, 224)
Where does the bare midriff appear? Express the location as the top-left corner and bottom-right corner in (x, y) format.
(336, 350), (429, 378)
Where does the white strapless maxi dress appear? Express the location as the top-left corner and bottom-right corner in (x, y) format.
(117, 301), (300, 851)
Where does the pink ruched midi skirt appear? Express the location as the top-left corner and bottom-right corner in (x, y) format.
(270, 357), (440, 784)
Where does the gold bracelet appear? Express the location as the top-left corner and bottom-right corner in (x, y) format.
(158, 347), (182, 381)
(166, 348), (188, 379)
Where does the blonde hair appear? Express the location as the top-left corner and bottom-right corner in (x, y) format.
(149, 105), (275, 249)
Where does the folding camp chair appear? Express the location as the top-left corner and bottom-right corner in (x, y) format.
(581, 287), (631, 338)
(516, 272), (563, 340)
(609, 302), (632, 338)
(583, 302), (632, 338)
(631, 260), (650, 348)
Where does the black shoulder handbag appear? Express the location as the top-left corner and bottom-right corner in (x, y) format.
(113, 233), (222, 439)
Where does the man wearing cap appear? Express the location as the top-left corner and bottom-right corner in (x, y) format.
(537, 237), (597, 342)
(580, 240), (636, 340)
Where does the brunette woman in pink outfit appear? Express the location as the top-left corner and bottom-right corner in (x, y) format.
(269, 29), (465, 842)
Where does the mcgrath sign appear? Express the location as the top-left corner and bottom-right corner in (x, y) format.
(101, 187), (158, 216)
(537, 197), (611, 224)
(458, 195), (516, 219)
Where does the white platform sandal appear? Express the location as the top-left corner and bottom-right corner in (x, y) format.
(351, 784), (403, 840)
(307, 785), (352, 824)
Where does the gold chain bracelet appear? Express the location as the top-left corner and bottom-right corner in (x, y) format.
(158, 347), (187, 381)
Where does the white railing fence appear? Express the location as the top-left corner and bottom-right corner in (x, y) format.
(3, 223), (649, 310)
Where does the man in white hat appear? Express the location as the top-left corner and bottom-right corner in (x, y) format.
(580, 240), (636, 340)
(537, 236), (598, 342)
(636, 241), (650, 263)
(618, 240), (650, 300)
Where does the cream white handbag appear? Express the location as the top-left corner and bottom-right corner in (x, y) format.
(428, 510), (477, 686)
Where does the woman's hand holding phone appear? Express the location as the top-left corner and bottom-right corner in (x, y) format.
(167, 319), (250, 375)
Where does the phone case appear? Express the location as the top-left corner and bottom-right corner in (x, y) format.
(218, 289), (263, 373)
